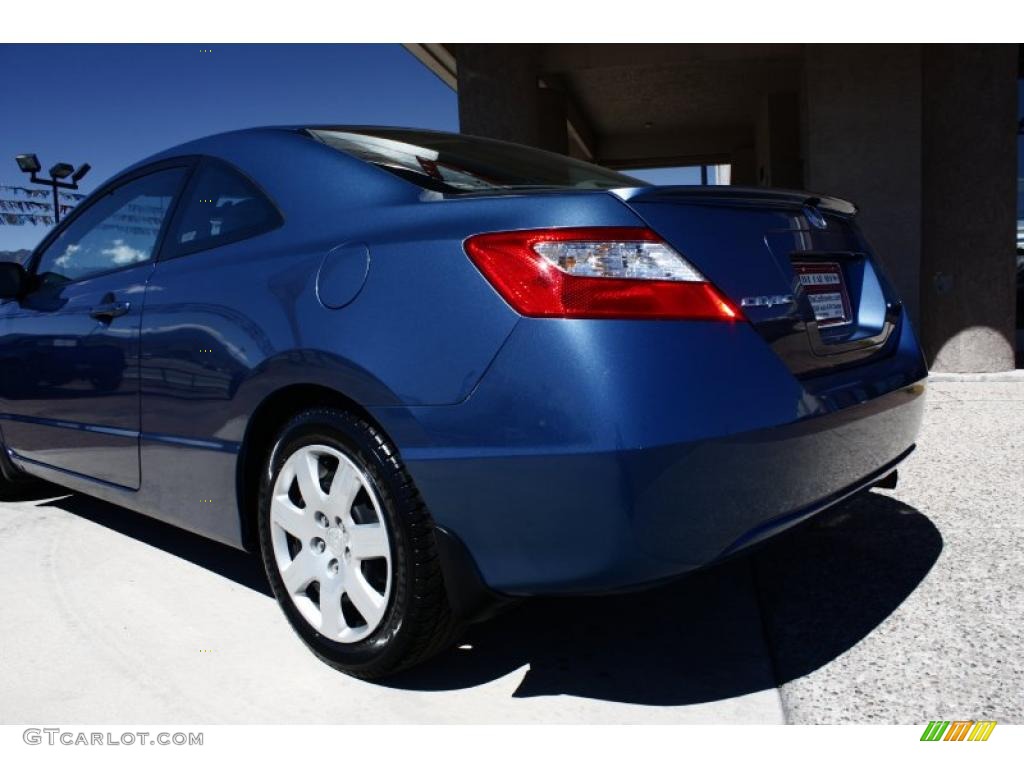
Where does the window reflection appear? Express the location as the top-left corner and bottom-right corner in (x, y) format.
(35, 169), (186, 285)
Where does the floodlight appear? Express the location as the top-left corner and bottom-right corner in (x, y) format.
(15, 154), (41, 173)
(49, 162), (75, 180)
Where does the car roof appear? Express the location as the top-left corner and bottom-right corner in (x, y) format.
(124, 124), (463, 179)
(152, 125), (459, 155)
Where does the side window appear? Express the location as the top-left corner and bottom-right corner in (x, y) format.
(171, 161), (281, 254)
(34, 168), (186, 286)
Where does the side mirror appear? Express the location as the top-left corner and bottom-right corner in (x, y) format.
(0, 261), (27, 300)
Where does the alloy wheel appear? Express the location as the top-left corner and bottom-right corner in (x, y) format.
(269, 444), (392, 643)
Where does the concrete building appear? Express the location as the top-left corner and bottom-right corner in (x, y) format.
(406, 44), (1021, 373)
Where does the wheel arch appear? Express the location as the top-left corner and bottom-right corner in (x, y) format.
(236, 381), (509, 624)
(236, 382), (390, 552)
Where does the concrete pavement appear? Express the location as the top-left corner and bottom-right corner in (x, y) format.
(0, 379), (1020, 723)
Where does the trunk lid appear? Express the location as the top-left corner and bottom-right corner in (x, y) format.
(614, 186), (902, 377)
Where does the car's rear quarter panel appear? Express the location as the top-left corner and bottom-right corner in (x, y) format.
(117, 131), (649, 546)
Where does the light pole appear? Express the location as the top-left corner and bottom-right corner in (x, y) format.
(14, 154), (91, 225)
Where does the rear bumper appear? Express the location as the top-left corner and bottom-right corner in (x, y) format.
(715, 445), (912, 561)
(371, 313), (927, 595)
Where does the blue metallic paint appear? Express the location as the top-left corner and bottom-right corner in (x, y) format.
(0, 264), (155, 489)
(317, 243), (370, 310)
(0, 127), (928, 595)
(373, 311), (925, 593)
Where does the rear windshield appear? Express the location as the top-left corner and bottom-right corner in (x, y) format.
(307, 127), (647, 194)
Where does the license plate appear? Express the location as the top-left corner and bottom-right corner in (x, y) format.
(794, 262), (852, 327)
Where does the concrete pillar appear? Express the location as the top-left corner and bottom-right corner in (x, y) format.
(803, 44), (924, 328)
(756, 91), (802, 188)
(456, 44), (568, 154)
(805, 43), (1018, 372)
(920, 44), (1018, 372)
(536, 87), (569, 155)
(730, 147), (757, 186)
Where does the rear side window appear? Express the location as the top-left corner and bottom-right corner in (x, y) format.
(171, 160), (281, 255)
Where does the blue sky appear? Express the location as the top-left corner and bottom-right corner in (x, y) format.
(0, 44), (462, 251)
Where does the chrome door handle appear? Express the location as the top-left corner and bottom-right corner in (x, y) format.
(90, 300), (131, 321)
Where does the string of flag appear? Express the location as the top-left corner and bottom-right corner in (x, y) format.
(0, 184), (87, 202)
(0, 183), (84, 226)
(0, 199), (75, 214)
(0, 192), (167, 228)
(0, 212), (55, 226)
(0, 213), (160, 236)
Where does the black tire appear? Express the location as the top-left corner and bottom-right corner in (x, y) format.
(0, 471), (23, 502)
(257, 407), (459, 679)
(0, 443), (43, 501)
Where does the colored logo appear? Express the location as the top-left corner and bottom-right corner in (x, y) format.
(802, 204), (828, 230)
(920, 720), (997, 741)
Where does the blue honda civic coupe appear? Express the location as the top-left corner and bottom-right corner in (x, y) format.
(0, 126), (927, 677)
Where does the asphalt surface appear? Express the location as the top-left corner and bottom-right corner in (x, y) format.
(0, 379), (1020, 724)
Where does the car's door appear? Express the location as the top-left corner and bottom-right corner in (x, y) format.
(0, 163), (190, 489)
(135, 156), (284, 440)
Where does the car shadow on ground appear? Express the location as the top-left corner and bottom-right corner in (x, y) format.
(385, 491), (943, 705)
(40, 487), (941, 706)
(36, 484), (273, 597)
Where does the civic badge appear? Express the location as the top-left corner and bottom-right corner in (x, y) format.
(740, 294), (795, 309)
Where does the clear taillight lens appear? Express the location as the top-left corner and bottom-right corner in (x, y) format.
(464, 227), (740, 321)
(532, 239), (706, 282)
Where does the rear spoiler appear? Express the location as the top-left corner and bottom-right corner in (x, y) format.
(611, 186), (858, 216)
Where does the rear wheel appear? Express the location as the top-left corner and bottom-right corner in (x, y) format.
(257, 408), (458, 678)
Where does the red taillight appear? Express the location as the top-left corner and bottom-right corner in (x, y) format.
(464, 227), (741, 321)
